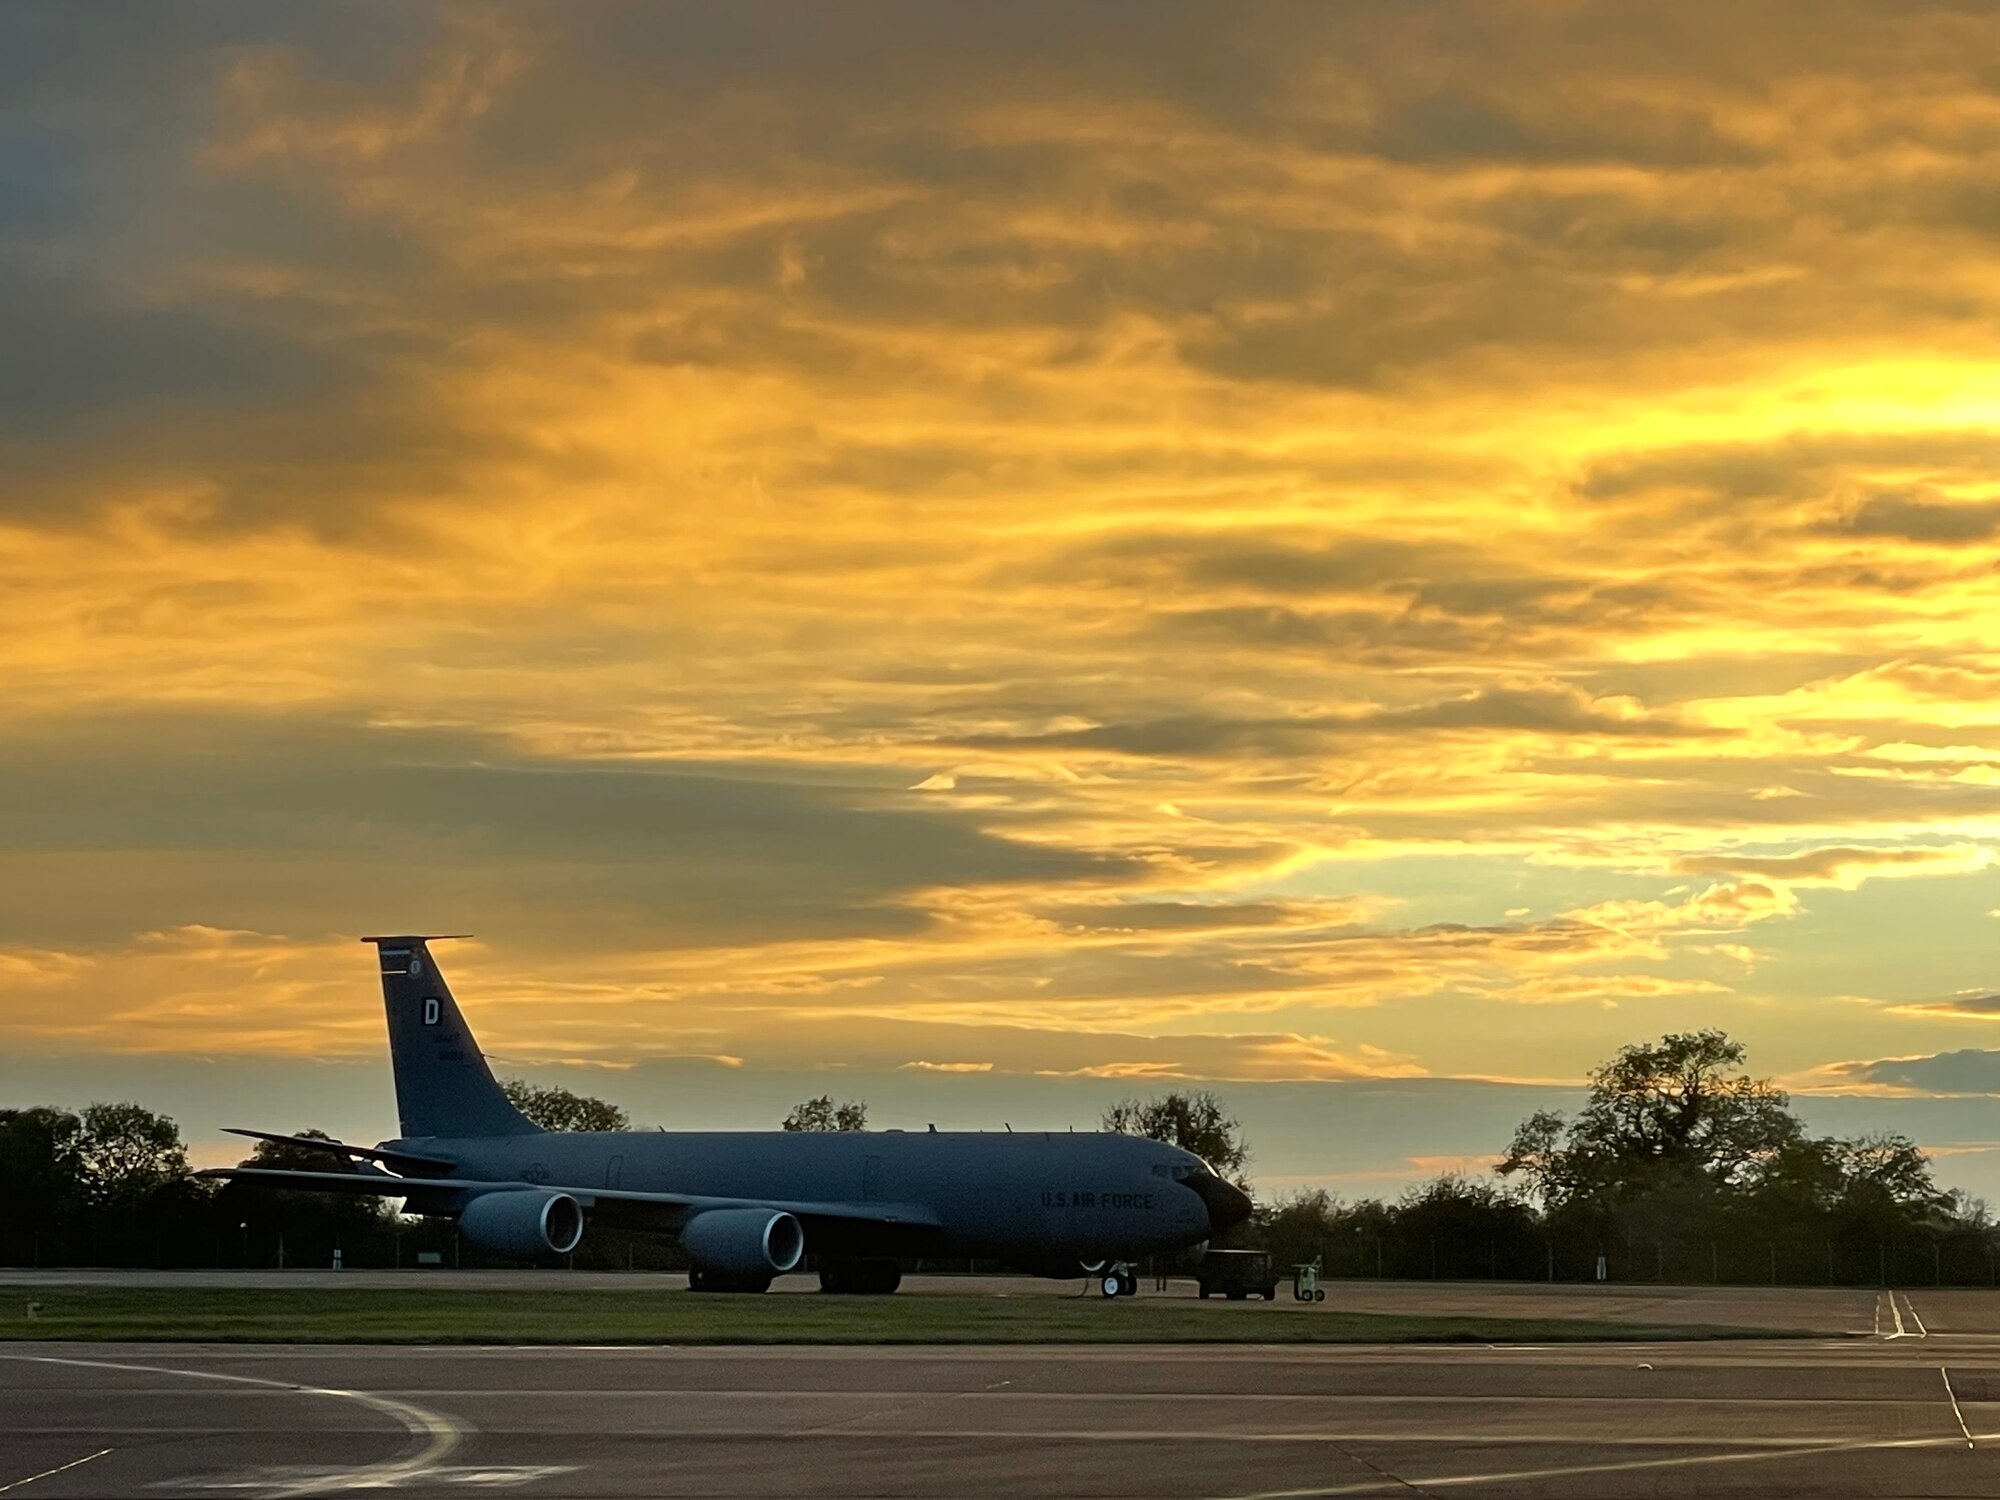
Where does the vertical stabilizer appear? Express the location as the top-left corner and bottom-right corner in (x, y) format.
(364, 936), (540, 1139)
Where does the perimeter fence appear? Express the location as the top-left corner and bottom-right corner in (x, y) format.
(1291, 1228), (2000, 1287)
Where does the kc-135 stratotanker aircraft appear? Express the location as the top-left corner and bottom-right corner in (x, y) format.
(199, 936), (1253, 1296)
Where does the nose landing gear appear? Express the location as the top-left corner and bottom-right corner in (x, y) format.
(1097, 1262), (1138, 1298)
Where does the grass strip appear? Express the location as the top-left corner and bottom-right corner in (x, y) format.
(0, 1287), (1825, 1345)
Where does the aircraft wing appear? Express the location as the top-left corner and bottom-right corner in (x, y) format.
(196, 1167), (945, 1230)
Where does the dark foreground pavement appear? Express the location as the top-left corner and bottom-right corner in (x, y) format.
(10, 1295), (2000, 1500)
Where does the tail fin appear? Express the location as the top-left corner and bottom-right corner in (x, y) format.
(364, 936), (540, 1139)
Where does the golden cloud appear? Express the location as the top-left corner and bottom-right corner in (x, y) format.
(8, 4), (2000, 1102)
(1672, 843), (1994, 889)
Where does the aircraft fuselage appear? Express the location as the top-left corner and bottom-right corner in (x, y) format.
(397, 1126), (1215, 1262)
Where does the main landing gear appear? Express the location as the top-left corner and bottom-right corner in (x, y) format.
(1096, 1262), (1138, 1298)
(686, 1265), (772, 1294)
(818, 1256), (903, 1295)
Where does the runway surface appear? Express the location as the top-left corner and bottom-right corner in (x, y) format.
(10, 1291), (2000, 1499)
(0, 1271), (1890, 1331)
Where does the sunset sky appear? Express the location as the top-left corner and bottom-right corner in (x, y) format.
(11, 2), (2000, 1197)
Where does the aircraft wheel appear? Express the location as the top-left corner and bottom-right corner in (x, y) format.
(1316, 1289), (1327, 1302)
(1116, 1270), (1137, 1297)
(1227, 1289), (1247, 1301)
(1198, 1287), (1211, 1299)
(1100, 1275), (1122, 1299)
(687, 1265), (707, 1293)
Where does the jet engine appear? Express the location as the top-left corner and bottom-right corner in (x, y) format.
(680, 1208), (805, 1275)
(458, 1189), (584, 1257)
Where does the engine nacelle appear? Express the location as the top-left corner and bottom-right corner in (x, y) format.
(681, 1208), (804, 1275)
(458, 1189), (584, 1257)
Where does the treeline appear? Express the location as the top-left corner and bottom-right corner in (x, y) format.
(1, 1103), (216, 1269)
(1252, 1032), (1999, 1287)
(0, 1098), (688, 1271)
(5, 1033), (1995, 1283)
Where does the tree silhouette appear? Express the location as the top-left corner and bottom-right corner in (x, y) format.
(1102, 1090), (1250, 1187)
(1499, 1029), (1949, 1249)
(71, 1102), (188, 1209)
(781, 1095), (868, 1131)
(500, 1078), (630, 1132)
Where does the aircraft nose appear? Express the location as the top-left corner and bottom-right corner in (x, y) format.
(1184, 1168), (1253, 1234)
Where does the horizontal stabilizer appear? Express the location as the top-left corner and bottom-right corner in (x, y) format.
(222, 1128), (456, 1176)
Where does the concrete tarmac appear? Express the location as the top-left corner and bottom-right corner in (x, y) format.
(12, 1298), (2000, 1499)
(0, 1271), (1891, 1332)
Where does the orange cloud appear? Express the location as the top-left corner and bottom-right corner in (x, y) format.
(10, 4), (2000, 1113)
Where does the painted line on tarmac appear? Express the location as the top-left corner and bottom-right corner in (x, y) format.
(1880, 1291), (1928, 1340)
(0, 1448), (112, 1494)
(310, 1388), (1965, 1415)
(1941, 1366), (1974, 1448)
(1216, 1427), (1994, 1499)
(465, 1424), (1976, 1450)
(0, 1424), (1943, 1451)
(0, 1355), (466, 1498)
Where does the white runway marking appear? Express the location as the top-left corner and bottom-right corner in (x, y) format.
(374, 1385), (1911, 1404)
(1876, 1290), (1932, 1339)
(173, 1464), (574, 1491)
(1941, 1366), (1974, 1448)
(1, 1355), (466, 1497)
(0, 1448), (111, 1494)
(1218, 1427), (1993, 1498)
(494, 1424), (1964, 1450)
